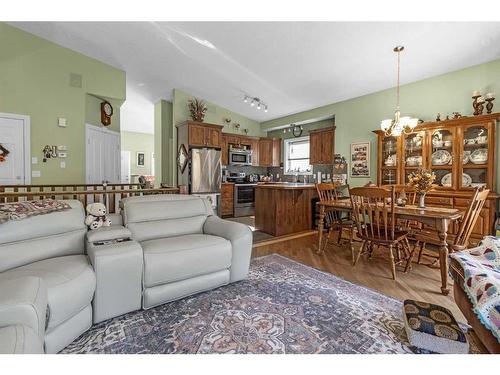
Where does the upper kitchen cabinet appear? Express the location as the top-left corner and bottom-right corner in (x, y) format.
(258, 138), (281, 167)
(309, 127), (335, 164)
(177, 121), (223, 148)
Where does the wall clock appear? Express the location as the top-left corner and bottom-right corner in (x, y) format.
(100, 101), (113, 126)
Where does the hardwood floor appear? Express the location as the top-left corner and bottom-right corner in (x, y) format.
(252, 231), (465, 322)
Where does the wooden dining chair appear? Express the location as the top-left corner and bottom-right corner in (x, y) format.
(316, 183), (355, 260)
(415, 186), (490, 264)
(349, 186), (412, 280)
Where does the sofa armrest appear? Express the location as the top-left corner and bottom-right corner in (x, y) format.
(86, 240), (143, 323)
(0, 277), (47, 340)
(0, 325), (44, 354)
(203, 216), (252, 282)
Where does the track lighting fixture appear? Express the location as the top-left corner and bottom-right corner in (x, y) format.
(243, 95), (268, 112)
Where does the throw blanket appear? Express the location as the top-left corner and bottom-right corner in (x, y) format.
(451, 236), (500, 343)
(0, 199), (72, 224)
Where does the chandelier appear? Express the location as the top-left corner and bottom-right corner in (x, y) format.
(380, 46), (418, 137)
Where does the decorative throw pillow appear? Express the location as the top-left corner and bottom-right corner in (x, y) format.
(0, 199), (72, 223)
(403, 299), (469, 354)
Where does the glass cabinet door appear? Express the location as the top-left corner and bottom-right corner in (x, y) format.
(461, 125), (489, 189)
(403, 132), (425, 184)
(380, 136), (399, 185)
(429, 128), (455, 189)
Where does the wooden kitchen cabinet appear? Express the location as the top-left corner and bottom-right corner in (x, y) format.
(309, 127), (335, 164)
(221, 183), (234, 217)
(258, 138), (281, 167)
(178, 121), (223, 148)
(221, 134), (229, 165)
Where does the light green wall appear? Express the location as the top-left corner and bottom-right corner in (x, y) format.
(0, 23), (126, 184)
(262, 59), (500, 189)
(154, 99), (173, 186)
(167, 88), (265, 185)
(172, 89), (264, 136)
(85, 94), (121, 133)
(121, 131), (155, 177)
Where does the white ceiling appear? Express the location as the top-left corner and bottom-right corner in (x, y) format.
(10, 22), (500, 132)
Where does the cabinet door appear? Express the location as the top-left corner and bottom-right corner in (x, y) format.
(259, 139), (272, 166)
(221, 135), (228, 165)
(205, 127), (221, 148)
(321, 129), (334, 164)
(188, 124), (206, 146)
(402, 131), (425, 184)
(272, 138), (281, 167)
(379, 135), (400, 185)
(251, 139), (260, 166)
(221, 184), (234, 217)
(460, 123), (492, 190)
(428, 128), (457, 189)
(309, 132), (322, 164)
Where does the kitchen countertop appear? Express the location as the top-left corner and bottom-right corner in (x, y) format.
(255, 183), (316, 189)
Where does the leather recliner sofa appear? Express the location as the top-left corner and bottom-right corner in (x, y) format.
(0, 195), (252, 353)
(120, 195), (252, 309)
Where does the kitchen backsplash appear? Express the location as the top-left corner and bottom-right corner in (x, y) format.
(224, 164), (337, 183)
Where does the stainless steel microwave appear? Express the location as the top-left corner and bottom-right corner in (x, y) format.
(229, 149), (252, 166)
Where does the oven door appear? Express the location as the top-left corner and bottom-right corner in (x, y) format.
(234, 184), (256, 217)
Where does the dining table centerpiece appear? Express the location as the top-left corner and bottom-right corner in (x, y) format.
(407, 168), (436, 208)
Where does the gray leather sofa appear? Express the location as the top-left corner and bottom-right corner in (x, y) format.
(121, 195), (252, 309)
(0, 195), (252, 353)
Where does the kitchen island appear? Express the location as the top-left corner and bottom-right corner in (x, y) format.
(255, 183), (318, 237)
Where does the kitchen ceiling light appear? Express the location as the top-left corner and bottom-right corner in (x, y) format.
(380, 46), (419, 137)
(243, 95), (268, 112)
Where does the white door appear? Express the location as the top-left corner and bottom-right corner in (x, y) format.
(0, 113), (30, 185)
(86, 125), (121, 184)
(121, 151), (131, 183)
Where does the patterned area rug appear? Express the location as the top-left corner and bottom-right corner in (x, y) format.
(62, 254), (477, 354)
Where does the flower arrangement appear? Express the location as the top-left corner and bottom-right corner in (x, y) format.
(407, 168), (436, 193)
(188, 98), (208, 122)
(407, 168), (436, 208)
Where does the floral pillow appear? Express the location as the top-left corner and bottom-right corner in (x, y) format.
(0, 199), (72, 224)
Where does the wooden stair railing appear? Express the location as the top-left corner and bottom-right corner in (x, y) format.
(0, 187), (179, 214)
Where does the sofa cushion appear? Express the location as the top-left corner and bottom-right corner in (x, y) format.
(0, 255), (96, 331)
(122, 195), (213, 241)
(142, 234), (232, 287)
(0, 200), (86, 273)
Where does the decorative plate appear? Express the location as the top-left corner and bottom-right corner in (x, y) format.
(470, 149), (488, 164)
(441, 173), (472, 187)
(432, 150), (452, 165)
(462, 150), (471, 165)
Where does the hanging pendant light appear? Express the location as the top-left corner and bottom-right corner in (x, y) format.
(380, 46), (419, 137)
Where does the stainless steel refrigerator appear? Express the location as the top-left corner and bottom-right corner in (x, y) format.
(190, 148), (221, 214)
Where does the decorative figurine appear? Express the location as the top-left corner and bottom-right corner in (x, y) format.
(472, 91), (481, 116)
(436, 113), (441, 121)
(485, 93), (495, 114)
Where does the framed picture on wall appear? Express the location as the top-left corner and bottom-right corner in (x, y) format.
(350, 142), (370, 178)
(136, 152), (145, 167)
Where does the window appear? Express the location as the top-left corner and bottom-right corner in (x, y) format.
(284, 136), (312, 175)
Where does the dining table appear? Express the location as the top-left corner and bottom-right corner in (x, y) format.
(316, 199), (463, 295)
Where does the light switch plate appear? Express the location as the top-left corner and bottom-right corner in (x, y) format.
(58, 145), (67, 151)
(58, 117), (67, 127)
(60, 161), (66, 169)
(32, 157), (38, 164)
(58, 152), (67, 158)
(32, 170), (41, 178)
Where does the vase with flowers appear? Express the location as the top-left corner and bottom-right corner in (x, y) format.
(407, 168), (436, 208)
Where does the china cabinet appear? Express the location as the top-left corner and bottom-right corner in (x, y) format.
(374, 113), (499, 242)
